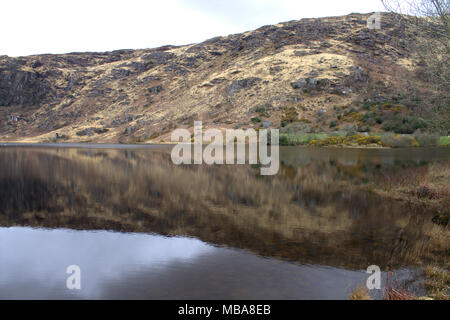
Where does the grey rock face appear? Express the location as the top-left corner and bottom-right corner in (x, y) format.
(111, 68), (131, 79)
(262, 120), (272, 128)
(142, 52), (175, 64)
(348, 66), (369, 84)
(123, 125), (137, 135)
(148, 86), (163, 95)
(76, 127), (109, 136)
(0, 64), (51, 106)
(227, 77), (261, 95)
(291, 79), (308, 89)
(291, 78), (319, 90)
(111, 119), (122, 126)
(124, 114), (142, 122)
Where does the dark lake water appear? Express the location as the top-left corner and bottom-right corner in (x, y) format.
(0, 144), (448, 299)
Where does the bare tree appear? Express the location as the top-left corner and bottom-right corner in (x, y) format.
(381, 0), (449, 89)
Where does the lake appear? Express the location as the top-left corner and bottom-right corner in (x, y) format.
(0, 144), (448, 299)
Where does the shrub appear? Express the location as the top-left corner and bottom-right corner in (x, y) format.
(329, 120), (338, 128)
(279, 135), (289, 146)
(357, 125), (371, 132)
(379, 133), (395, 147)
(251, 117), (261, 123)
(382, 116), (427, 134)
(432, 215), (448, 226)
(414, 185), (438, 199)
(362, 112), (371, 122)
(341, 112), (363, 122)
(413, 132), (440, 147)
(309, 135), (381, 147)
(282, 106), (299, 123)
(345, 128), (357, 137)
(366, 118), (377, 126)
(380, 134), (419, 148)
(440, 136), (450, 146)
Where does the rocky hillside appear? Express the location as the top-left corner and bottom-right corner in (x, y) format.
(0, 13), (446, 143)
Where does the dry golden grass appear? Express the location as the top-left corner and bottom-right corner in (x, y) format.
(370, 161), (450, 217)
(349, 285), (371, 300)
(423, 266), (450, 300)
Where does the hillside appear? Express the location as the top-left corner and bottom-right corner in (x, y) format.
(0, 12), (447, 143)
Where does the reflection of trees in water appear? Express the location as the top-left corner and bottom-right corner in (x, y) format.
(0, 147), (443, 269)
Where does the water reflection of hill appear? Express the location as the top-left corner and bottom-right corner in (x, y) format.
(0, 146), (447, 270)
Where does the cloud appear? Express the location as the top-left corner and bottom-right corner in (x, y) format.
(178, 0), (282, 25)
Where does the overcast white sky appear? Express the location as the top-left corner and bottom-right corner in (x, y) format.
(1, 0), (386, 57)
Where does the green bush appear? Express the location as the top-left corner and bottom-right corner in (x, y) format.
(440, 136), (450, 146)
(362, 112), (371, 122)
(279, 135), (289, 145)
(357, 125), (371, 132)
(344, 125), (357, 137)
(380, 134), (418, 148)
(413, 132), (440, 147)
(427, 116), (450, 135)
(382, 115), (427, 134)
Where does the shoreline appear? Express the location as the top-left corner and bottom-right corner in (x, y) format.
(1, 141), (449, 149)
(1, 132), (448, 148)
